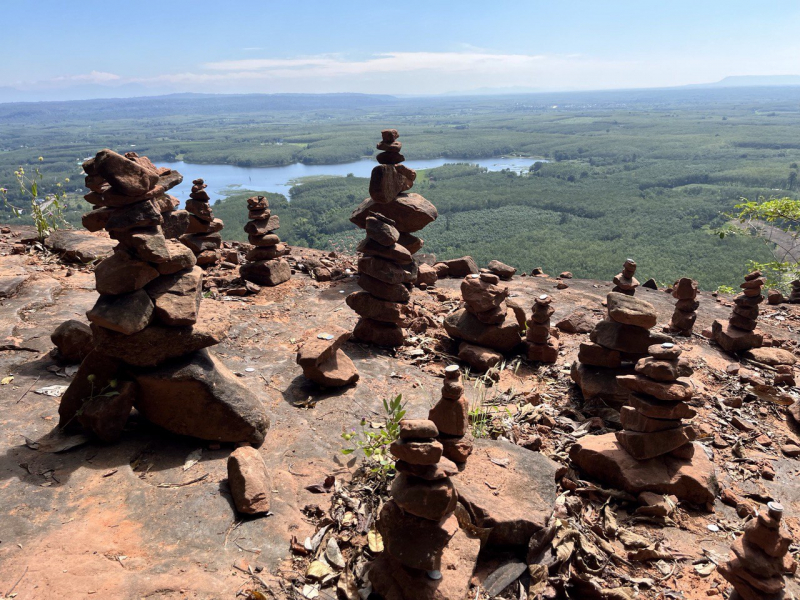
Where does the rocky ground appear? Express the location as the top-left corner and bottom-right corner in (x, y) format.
(1, 224), (800, 600)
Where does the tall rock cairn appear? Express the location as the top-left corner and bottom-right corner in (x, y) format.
(612, 258), (639, 296)
(371, 415), (464, 593)
(718, 501), (793, 600)
(348, 129), (438, 347)
(526, 293), (559, 363)
(443, 272), (522, 371)
(60, 149), (268, 446)
(180, 178), (224, 266)
(429, 364), (473, 463)
(667, 278), (699, 336)
(240, 195), (291, 286)
(616, 342), (697, 460)
(572, 292), (672, 404)
(712, 270), (765, 353)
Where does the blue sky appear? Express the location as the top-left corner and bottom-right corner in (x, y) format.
(3, 0), (799, 100)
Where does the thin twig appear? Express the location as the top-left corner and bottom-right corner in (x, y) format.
(5, 565), (28, 597)
(16, 376), (40, 403)
(156, 473), (209, 488)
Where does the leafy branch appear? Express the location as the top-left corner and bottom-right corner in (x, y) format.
(1, 157), (69, 241)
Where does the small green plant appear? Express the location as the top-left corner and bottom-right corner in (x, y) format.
(716, 284), (736, 295)
(341, 394), (406, 478)
(1, 157), (68, 241)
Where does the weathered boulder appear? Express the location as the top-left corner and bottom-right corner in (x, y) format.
(350, 193), (438, 233)
(86, 289), (154, 335)
(487, 260), (516, 280)
(458, 342), (502, 372)
(134, 349), (269, 445)
(296, 327), (359, 388)
(240, 259), (291, 287)
(50, 319), (94, 363)
(95, 149), (159, 197)
(44, 230), (115, 263)
(606, 292), (658, 328)
(442, 256), (478, 278)
(94, 249), (159, 296)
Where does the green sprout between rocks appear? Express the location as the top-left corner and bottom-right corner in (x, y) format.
(1, 158), (68, 242)
(341, 393), (406, 479)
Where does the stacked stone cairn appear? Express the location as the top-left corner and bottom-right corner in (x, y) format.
(666, 278), (699, 336)
(571, 291), (671, 405)
(347, 129), (438, 346)
(789, 279), (800, 304)
(429, 364), (474, 464)
(718, 501), (793, 600)
(59, 149), (269, 446)
(525, 293), (559, 363)
(712, 270), (765, 353)
(180, 178), (224, 266)
(616, 342), (697, 460)
(444, 272), (522, 371)
(370, 387), (479, 598)
(612, 258), (639, 296)
(240, 195), (291, 287)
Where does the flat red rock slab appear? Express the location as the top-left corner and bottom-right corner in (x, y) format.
(569, 432), (717, 506)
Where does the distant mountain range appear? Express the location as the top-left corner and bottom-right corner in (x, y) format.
(1, 75), (799, 104)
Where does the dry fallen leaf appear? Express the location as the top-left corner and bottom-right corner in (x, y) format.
(367, 529), (384, 553)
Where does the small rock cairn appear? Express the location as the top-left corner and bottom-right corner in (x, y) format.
(444, 273), (522, 371)
(612, 258), (639, 296)
(429, 364), (474, 463)
(572, 292), (671, 403)
(789, 279), (800, 304)
(296, 325), (359, 388)
(667, 278), (699, 336)
(616, 342), (697, 460)
(180, 178), (224, 266)
(526, 293), (559, 363)
(240, 195), (291, 286)
(60, 149), (268, 446)
(712, 270), (765, 353)
(371, 371), (478, 597)
(718, 501), (793, 600)
(348, 129), (438, 347)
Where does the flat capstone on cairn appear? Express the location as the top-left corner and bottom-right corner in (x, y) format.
(443, 272), (522, 372)
(718, 501), (793, 600)
(369, 371), (480, 599)
(712, 270), (766, 353)
(59, 149), (269, 446)
(666, 277), (699, 336)
(239, 195), (291, 287)
(179, 178), (224, 266)
(347, 129), (438, 347)
(525, 293), (559, 364)
(612, 258), (639, 296)
(571, 335), (717, 505)
(571, 291), (672, 406)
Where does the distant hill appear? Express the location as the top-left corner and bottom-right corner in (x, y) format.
(683, 75), (800, 88)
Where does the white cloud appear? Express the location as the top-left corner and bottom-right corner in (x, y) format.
(51, 70), (122, 83)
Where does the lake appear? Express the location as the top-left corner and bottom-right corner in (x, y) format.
(159, 156), (545, 205)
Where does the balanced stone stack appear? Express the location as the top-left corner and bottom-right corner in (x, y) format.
(718, 501), (793, 600)
(59, 149), (269, 446)
(667, 278), (699, 336)
(525, 293), (559, 363)
(789, 279), (800, 304)
(180, 178), (224, 266)
(240, 195), (291, 287)
(612, 258), (639, 296)
(348, 130), (438, 347)
(616, 342), (697, 460)
(296, 326), (359, 388)
(429, 365), (473, 464)
(370, 415), (479, 599)
(572, 292), (671, 405)
(444, 273), (522, 371)
(82, 150), (184, 239)
(712, 270), (765, 353)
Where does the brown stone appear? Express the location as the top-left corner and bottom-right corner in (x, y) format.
(134, 349), (269, 445)
(351, 193), (438, 233)
(357, 273), (411, 303)
(399, 419), (439, 439)
(634, 356), (692, 381)
(357, 237), (413, 264)
(95, 149), (159, 197)
(358, 255), (415, 284)
(369, 165), (406, 203)
(712, 319), (763, 353)
(377, 501), (459, 571)
(50, 320), (94, 363)
(352, 318), (404, 347)
(578, 342), (622, 368)
(428, 395), (469, 436)
(617, 374), (693, 402)
(457, 342), (502, 372)
(390, 439), (443, 465)
(619, 406), (682, 432)
(395, 457), (458, 481)
(590, 319), (672, 355)
(58, 350), (123, 429)
(227, 446), (272, 514)
(86, 289), (154, 335)
(391, 473), (457, 521)
(627, 392), (697, 420)
(607, 292), (658, 328)
(156, 240), (197, 274)
(240, 259), (291, 287)
(444, 308), (521, 353)
(81, 207), (114, 232)
(487, 260), (516, 280)
(106, 200), (162, 233)
(616, 426), (697, 460)
(365, 214), (400, 246)
(346, 291), (409, 324)
(77, 380), (136, 443)
(439, 433), (474, 463)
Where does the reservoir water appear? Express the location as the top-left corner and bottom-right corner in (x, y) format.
(160, 156), (544, 205)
